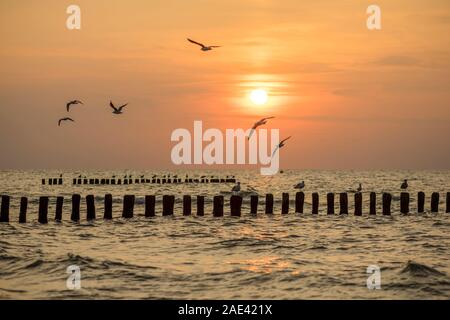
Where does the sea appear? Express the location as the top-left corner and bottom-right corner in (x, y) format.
(0, 169), (449, 299)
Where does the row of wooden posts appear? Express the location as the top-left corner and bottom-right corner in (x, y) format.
(41, 177), (237, 186)
(0, 192), (449, 223)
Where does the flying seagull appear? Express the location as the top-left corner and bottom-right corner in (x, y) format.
(187, 38), (221, 51)
(271, 136), (292, 158)
(110, 101), (128, 115)
(248, 117), (275, 140)
(66, 100), (83, 112)
(58, 117), (75, 126)
(401, 179), (408, 189)
(294, 181), (305, 189)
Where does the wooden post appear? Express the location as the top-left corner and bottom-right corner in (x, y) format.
(95, 179), (99, 185)
(53, 178), (58, 185)
(38, 196), (49, 224)
(86, 195), (96, 220)
(104, 194), (113, 220)
(42, 179), (46, 185)
(162, 195), (175, 216)
(312, 192), (319, 215)
(327, 193), (334, 215)
(250, 195), (258, 214)
(145, 195), (156, 217)
(382, 193), (391, 215)
(265, 194), (274, 214)
(369, 192), (376, 215)
(55, 196), (64, 221)
(339, 193), (348, 215)
(71, 194), (81, 222)
(446, 192), (450, 213)
(0, 195), (10, 222)
(281, 193), (289, 214)
(122, 195), (135, 218)
(354, 193), (362, 216)
(49, 178), (53, 185)
(213, 195), (224, 217)
(196, 196), (205, 216)
(83, 178), (88, 185)
(400, 192), (409, 214)
(417, 192), (425, 213)
(58, 178), (63, 185)
(72, 178), (76, 185)
(431, 192), (439, 213)
(183, 195), (192, 216)
(19, 197), (28, 223)
(230, 195), (242, 217)
(295, 192), (304, 213)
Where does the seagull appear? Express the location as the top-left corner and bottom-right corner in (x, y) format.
(110, 101), (128, 114)
(357, 183), (362, 192)
(58, 117), (75, 126)
(187, 38), (221, 51)
(401, 179), (408, 189)
(231, 182), (241, 193)
(271, 136), (292, 158)
(66, 100), (83, 112)
(248, 117), (275, 140)
(294, 181), (305, 189)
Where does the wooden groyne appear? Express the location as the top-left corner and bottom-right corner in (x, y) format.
(41, 176), (237, 186)
(0, 192), (449, 223)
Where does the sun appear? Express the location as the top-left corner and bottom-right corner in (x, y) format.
(250, 89), (268, 105)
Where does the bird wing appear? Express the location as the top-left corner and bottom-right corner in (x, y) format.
(66, 102), (73, 112)
(262, 116), (275, 121)
(118, 103), (128, 111)
(281, 136), (292, 144)
(209, 46), (221, 48)
(109, 101), (118, 111)
(67, 117), (75, 122)
(187, 38), (205, 48)
(58, 119), (62, 126)
(248, 128), (256, 140)
(75, 100), (83, 104)
(271, 145), (280, 158)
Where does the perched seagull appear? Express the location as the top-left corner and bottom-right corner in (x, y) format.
(110, 101), (128, 114)
(187, 38), (221, 51)
(294, 181), (305, 189)
(401, 179), (408, 189)
(357, 183), (362, 192)
(248, 117), (275, 140)
(231, 182), (241, 193)
(58, 117), (75, 126)
(271, 136), (292, 158)
(66, 100), (83, 112)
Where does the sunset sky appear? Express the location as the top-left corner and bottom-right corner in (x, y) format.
(0, 0), (449, 170)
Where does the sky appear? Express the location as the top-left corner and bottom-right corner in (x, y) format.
(0, 0), (449, 170)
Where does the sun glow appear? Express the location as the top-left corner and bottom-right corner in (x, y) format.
(250, 89), (268, 105)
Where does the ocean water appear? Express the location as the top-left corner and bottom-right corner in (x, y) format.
(0, 169), (449, 299)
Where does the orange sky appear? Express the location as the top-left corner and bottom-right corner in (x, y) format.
(0, 0), (449, 169)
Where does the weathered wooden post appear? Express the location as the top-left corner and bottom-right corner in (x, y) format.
(431, 192), (439, 213)
(86, 195), (96, 220)
(38, 196), (49, 224)
(122, 195), (135, 218)
(213, 195), (224, 217)
(295, 192), (305, 214)
(382, 193), (391, 215)
(53, 178), (58, 185)
(197, 196), (205, 216)
(417, 191), (425, 213)
(104, 194), (113, 219)
(162, 195), (175, 216)
(42, 179), (46, 185)
(312, 192), (319, 215)
(49, 178), (53, 186)
(400, 192), (410, 214)
(71, 194), (81, 222)
(339, 193), (348, 215)
(145, 195), (156, 217)
(183, 195), (192, 216)
(100, 179), (106, 185)
(369, 192), (376, 215)
(72, 178), (77, 185)
(55, 196), (64, 221)
(83, 178), (88, 185)
(19, 197), (28, 223)
(281, 193), (289, 214)
(354, 193), (362, 216)
(0, 195), (10, 222)
(265, 194), (274, 214)
(230, 195), (242, 217)
(250, 195), (258, 214)
(95, 178), (99, 185)
(447, 192), (450, 213)
(327, 193), (334, 215)
(58, 178), (63, 185)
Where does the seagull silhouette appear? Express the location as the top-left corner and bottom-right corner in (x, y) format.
(231, 182), (241, 193)
(294, 181), (305, 189)
(248, 117), (275, 140)
(110, 101), (128, 114)
(357, 183), (362, 192)
(272, 136), (292, 158)
(66, 100), (83, 112)
(187, 38), (221, 51)
(58, 117), (75, 126)
(401, 179), (408, 189)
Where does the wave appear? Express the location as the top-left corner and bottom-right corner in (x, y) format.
(400, 261), (446, 277)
